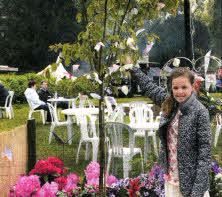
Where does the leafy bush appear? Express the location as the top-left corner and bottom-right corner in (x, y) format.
(0, 74), (100, 104)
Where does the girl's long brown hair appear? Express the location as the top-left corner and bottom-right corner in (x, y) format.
(161, 67), (195, 117)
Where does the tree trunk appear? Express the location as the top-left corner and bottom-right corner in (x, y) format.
(99, 80), (106, 196)
(213, 0), (222, 59)
(184, 0), (193, 63)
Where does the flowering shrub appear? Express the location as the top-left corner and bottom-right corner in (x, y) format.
(210, 161), (222, 197)
(9, 157), (222, 196)
(107, 165), (165, 197)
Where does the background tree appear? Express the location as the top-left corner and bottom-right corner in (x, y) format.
(0, 0), (82, 72)
(51, 0), (180, 194)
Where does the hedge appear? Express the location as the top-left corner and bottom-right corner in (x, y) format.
(0, 73), (100, 104)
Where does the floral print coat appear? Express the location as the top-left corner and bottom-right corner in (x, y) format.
(132, 68), (212, 197)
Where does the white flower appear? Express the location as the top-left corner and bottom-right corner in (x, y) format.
(173, 58), (180, 67)
(207, 92), (210, 96)
(126, 37), (138, 50)
(94, 42), (105, 52)
(136, 29), (145, 36)
(215, 173), (222, 181)
(121, 85), (129, 95)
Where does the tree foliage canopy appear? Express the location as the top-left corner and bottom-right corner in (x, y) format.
(0, 0), (82, 71)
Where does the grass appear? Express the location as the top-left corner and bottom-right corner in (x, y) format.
(0, 96), (222, 179)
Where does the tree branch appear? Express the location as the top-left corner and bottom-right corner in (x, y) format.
(118, 0), (131, 34)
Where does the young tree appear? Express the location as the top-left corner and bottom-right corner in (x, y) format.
(51, 0), (180, 194)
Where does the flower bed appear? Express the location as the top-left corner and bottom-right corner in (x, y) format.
(9, 157), (222, 197)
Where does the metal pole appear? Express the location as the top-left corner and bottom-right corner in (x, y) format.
(184, 0), (193, 63)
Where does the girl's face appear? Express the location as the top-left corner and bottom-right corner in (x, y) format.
(172, 76), (193, 103)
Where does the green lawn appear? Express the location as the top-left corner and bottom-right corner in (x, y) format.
(0, 96), (222, 179)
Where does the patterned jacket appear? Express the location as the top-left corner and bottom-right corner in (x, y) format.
(132, 68), (212, 197)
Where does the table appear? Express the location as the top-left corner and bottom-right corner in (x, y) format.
(48, 97), (76, 108)
(48, 97), (76, 120)
(128, 121), (159, 162)
(61, 108), (99, 144)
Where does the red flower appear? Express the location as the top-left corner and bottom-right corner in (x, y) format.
(48, 157), (64, 168)
(126, 178), (145, 197)
(55, 176), (67, 190)
(29, 158), (66, 175)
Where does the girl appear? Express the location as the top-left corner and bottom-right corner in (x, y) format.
(131, 67), (212, 197)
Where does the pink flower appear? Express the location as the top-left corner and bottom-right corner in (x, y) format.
(64, 173), (79, 193)
(32, 182), (58, 197)
(193, 75), (204, 93)
(14, 175), (41, 197)
(107, 175), (118, 186)
(85, 162), (100, 186)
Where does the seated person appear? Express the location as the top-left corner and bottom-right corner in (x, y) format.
(0, 80), (9, 107)
(38, 80), (68, 109)
(216, 78), (222, 93)
(24, 79), (51, 122)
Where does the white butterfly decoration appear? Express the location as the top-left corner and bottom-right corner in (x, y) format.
(2, 146), (13, 161)
(126, 37), (138, 50)
(136, 29), (145, 36)
(130, 8), (138, 15)
(73, 64), (80, 71)
(123, 64), (134, 71)
(157, 3), (165, 10)
(121, 85), (129, 95)
(86, 72), (102, 84)
(90, 93), (101, 99)
(94, 42), (105, 52)
(144, 42), (154, 55)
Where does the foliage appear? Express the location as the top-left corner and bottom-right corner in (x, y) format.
(50, 0), (180, 81)
(0, 74), (99, 104)
(198, 86), (222, 121)
(0, 0), (82, 72)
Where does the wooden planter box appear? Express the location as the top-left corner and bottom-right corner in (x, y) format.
(0, 125), (27, 197)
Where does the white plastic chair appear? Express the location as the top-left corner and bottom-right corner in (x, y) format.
(74, 95), (96, 126)
(0, 91), (14, 119)
(106, 104), (125, 123)
(129, 104), (158, 156)
(105, 122), (144, 179)
(47, 103), (71, 144)
(26, 97), (46, 124)
(75, 94), (92, 108)
(76, 113), (99, 163)
(214, 113), (222, 147)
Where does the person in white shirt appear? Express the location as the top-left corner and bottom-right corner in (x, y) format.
(24, 79), (51, 122)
